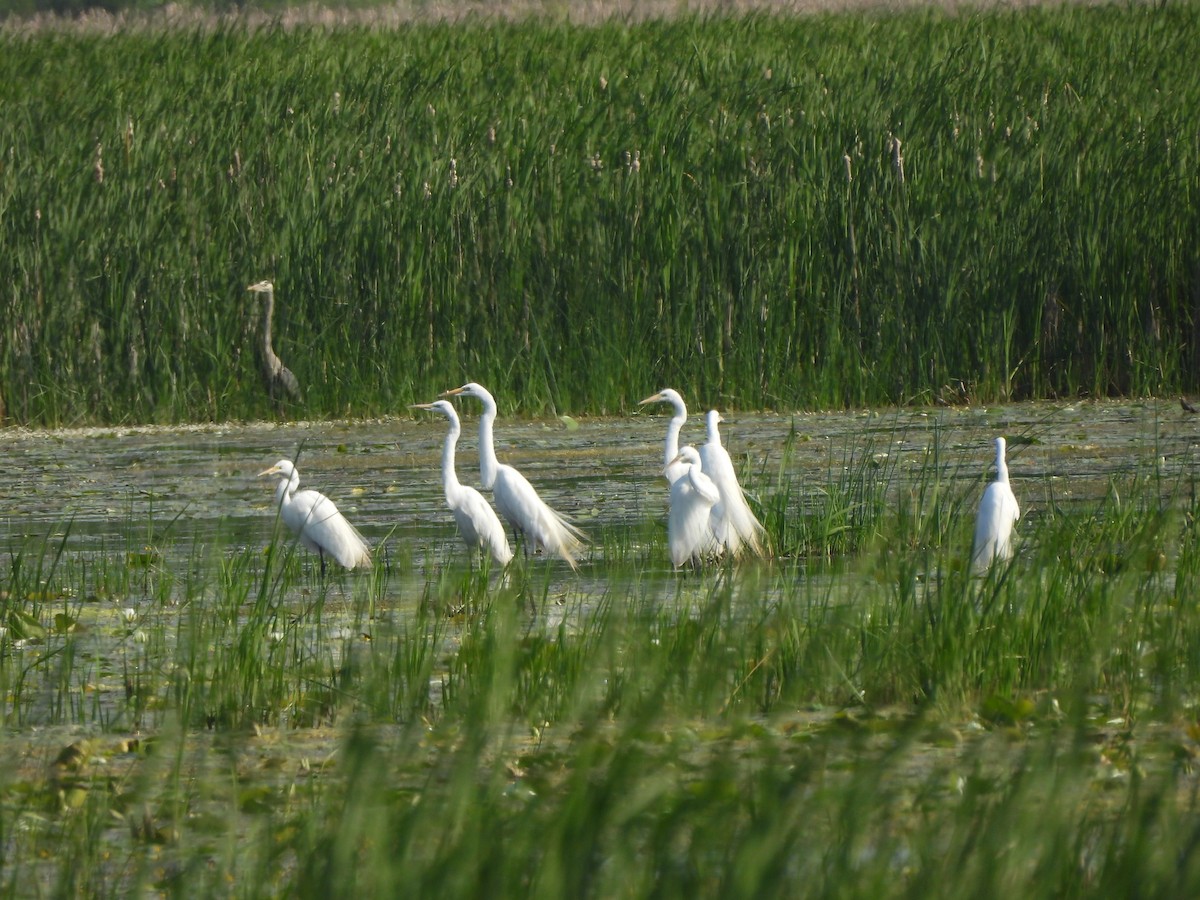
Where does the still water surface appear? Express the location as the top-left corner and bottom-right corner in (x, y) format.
(1, 399), (1196, 564)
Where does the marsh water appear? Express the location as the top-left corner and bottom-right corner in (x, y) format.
(1, 398), (1195, 569)
(1, 398), (1198, 837)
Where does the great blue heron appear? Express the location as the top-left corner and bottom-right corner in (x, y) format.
(411, 400), (513, 566)
(440, 382), (586, 569)
(699, 410), (766, 557)
(258, 459), (371, 573)
(246, 280), (301, 407)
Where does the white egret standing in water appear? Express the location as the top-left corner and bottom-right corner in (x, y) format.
(639, 388), (689, 484)
(258, 459), (371, 572)
(699, 410), (766, 557)
(246, 280), (302, 407)
(412, 400), (513, 566)
(667, 447), (721, 568)
(441, 382), (586, 569)
(971, 437), (1020, 574)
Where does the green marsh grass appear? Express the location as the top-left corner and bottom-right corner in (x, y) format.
(2, 5), (1200, 424)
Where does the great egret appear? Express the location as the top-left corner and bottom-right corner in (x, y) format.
(639, 388), (689, 484)
(258, 459), (371, 572)
(412, 400), (514, 566)
(699, 410), (766, 557)
(246, 280), (302, 407)
(667, 447), (721, 568)
(440, 382), (586, 569)
(971, 437), (1020, 574)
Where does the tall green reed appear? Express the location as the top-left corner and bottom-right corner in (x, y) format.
(1, 6), (1198, 425)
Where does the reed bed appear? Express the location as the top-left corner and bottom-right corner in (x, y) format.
(1, 4), (1198, 425)
(4, 412), (1200, 895)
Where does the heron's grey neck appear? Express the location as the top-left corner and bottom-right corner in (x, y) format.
(260, 288), (277, 358)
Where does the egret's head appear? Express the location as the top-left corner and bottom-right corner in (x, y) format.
(246, 280), (274, 295)
(411, 400), (455, 418)
(440, 382), (489, 401)
(639, 388), (684, 408)
(257, 459), (295, 479)
(667, 446), (701, 472)
(706, 410), (724, 427)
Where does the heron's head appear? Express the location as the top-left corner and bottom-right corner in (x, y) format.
(639, 388), (684, 408)
(246, 280), (274, 295)
(257, 459), (296, 479)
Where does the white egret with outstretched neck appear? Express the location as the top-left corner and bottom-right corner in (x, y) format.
(639, 388), (689, 484)
(412, 400), (513, 566)
(971, 437), (1020, 574)
(440, 382), (586, 569)
(246, 280), (301, 407)
(699, 410), (766, 557)
(258, 459), (370, 572)
(667, 447), (721, 568)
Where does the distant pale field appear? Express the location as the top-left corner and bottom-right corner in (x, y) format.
(2, 0), (1130, 31)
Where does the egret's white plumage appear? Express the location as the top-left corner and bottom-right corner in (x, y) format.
(971, 437), (1020, 574)
(639, 388), (689, 484)
(699, 410), (766, 557)
(667, 447), (721, 568)
(413, 400), (513, 566)
(258, 459), (371, 571)
(441, 382), (586, 569)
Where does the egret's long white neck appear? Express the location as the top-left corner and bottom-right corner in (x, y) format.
(440, 410), (463, 498)
(705, 411), (723, 447)
(474, 391), (500, 490)
(274, 468), (298, 507)
(665, 398), (688, 469)
(995, 439), (1009, 483)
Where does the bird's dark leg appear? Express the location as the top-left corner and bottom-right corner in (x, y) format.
(510, 524), (529, 560)
(319, 550), (327, 578)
